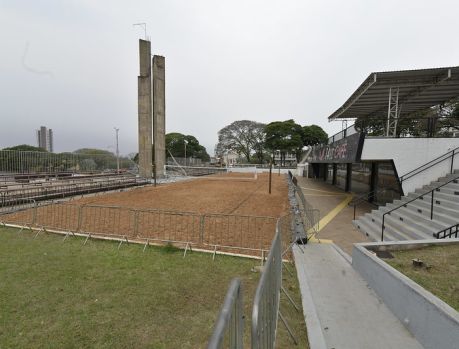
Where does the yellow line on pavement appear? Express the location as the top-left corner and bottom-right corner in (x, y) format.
(308, 236), (334, 244)
(303, 193), (347, 197)
(317, 194), (354, 232)
(300, 187), (343, 194)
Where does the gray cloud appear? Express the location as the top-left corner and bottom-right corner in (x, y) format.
(1, 0), (459, 155)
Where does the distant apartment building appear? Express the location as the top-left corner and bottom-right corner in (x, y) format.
(36, 126), (54, 152)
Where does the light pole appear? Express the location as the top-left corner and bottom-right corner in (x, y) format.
(184, 140), (187, 167)
(114, 127), (120, 173)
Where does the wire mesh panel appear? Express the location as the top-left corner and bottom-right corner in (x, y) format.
(34, 203), (80, 232)
(277, 213), (295, 259)
(0, 150), (138, 174)
(136, 209), (201, 244)
(202, 214), (277, 252)
(80, 205), (136, 238)
(251, 222), (283, 349)
(207, 278), (244, 349)
(0, 198), (37, 226)
(288, 171), (320, 236)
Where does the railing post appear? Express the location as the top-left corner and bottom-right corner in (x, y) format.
(381, 214), (385, 241)
(77, 205), (83, 232)
(451, 149), (455, 174)
(199, 215), (205, 244)
(430, 190), (434, 220)
(133, 210), (139, 236)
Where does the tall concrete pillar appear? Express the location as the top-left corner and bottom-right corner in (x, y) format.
(152, 55), (166, 177)
(138, 40), (152, 178)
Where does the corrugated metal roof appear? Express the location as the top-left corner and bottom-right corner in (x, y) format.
(328, 66), (459, 120)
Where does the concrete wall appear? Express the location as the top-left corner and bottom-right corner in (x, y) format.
(361, 138), (459, 194)
(152, 55), (166, 178)
(353, 240), (459, 349)
(138, 40), (152, 178)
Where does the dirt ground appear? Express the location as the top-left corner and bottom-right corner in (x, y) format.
(73, 172), (289, 217)
(2, 173), (291, 257)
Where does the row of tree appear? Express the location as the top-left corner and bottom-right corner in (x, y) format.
(355, 102), (459, 137)
(215, 120), (328, 165)
(0, 145), (136, 172)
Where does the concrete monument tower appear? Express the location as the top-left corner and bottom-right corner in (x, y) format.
(138, 39), (153, 178)
(152, 55), (166, 178)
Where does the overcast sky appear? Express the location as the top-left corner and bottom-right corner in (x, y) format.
(1, 0), (458, 156)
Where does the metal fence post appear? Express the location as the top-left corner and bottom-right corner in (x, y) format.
(133, 210), (139, 236)
(199, 215), (205, 244)
(32, 200), (37, 225)
(451, 149), (455, 174)
(77, 205), (83, 232)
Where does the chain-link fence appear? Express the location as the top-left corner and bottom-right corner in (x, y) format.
(0, 150), (138, 174)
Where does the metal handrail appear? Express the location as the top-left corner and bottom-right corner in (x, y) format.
(434, 223), (459, 239)
(349, 189), (383, 220)
(381, 174), (459, 241)
(207, 278), (244, 349)
(350, 188), (403, 219)
(327, 124), (357, 144)
(399, 146), (459, 185)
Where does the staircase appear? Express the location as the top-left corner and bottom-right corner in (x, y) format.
(353, 170), (459, 241)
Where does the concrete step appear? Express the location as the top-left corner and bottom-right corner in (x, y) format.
(394, 199), (458, 226)
(408, 191), (459, 211)
(400, 196), (459, 218)
(423, 183), (459, 196)
(436, 173), (459, 183)
(371, 204), (446, 235)
(364, 213), (423, 241)
(352, 218), (380, 242)
(353, 172), (459, 242)
(415, 187), (458, 202)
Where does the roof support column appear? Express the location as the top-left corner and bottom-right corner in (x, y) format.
(386, 87), (400, 137)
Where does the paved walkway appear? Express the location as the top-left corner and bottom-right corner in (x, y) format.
(296, 177), (372, 254)
(293, 178), (424, 348)
(294, 244), (424, 349)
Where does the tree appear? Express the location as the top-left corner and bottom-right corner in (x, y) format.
(165, 133), (210, 162)
(216, 120), (266, 163)
(2, 144), (47, 152)
(302, 125), (328, 146)
(264, 119), (304, 165)
(354, 101), (459, 137)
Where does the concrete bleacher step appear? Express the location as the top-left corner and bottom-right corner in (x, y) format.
(366, 212), (431, 240)
(394, 199), (458, 226)
(354, 172), (459, 242)
(408, 191), (459, 211)
(375, 202), (450, 231)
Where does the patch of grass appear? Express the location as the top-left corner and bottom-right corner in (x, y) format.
(386, 244), (459, 311)
(0, 227), (308, 348)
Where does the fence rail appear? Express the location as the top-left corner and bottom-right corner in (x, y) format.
(251, 222), (282, 349)
(0, 202), (280, 258)
(0, 176), (147, 205)
(0, 149), (138, 174)
(207, 278), (244, 349)
(288, 171), (320, 238)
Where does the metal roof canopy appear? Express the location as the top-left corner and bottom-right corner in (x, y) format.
(328, 66), (459, 123)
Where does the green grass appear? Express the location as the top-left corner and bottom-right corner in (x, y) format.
(386, 244), (459, 311)
(0, 227), (308, 348)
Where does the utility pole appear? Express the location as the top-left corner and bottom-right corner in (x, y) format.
(184, 140), (187, 167)
(114, 127), (120, 174)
